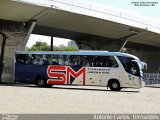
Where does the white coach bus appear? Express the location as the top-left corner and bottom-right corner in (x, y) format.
(14, 51), (146, 91)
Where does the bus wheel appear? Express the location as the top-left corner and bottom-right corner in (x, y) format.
(108, 80), (122, 91)
(36, 77), (46, 87)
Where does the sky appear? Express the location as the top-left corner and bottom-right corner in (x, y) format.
(89, 0), (160, 20)
(26, 0), (160, 48)
(26, 35), (71, 47)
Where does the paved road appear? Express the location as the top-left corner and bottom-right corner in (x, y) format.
(0, 84), (160, 113)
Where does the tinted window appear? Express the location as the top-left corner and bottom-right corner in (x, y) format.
(16, 54), (118, 68)
(15, 54), (65, 66)
(46, 54), (64, 65)
(117, 56), (134, 72)
(64, 55), (118, 67)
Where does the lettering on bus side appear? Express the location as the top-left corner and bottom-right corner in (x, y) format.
(47, 65), (86, 85)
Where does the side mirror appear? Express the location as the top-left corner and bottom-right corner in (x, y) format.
(141, 62), (147, 70)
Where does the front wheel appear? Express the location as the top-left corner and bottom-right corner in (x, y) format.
(108, 80), (122, 91)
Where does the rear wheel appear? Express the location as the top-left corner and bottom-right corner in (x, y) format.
(36, 77), (53, 87)
(36, 77), (46, 87)
(108, 80), (122, 91)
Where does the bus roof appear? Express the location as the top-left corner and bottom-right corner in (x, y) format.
(15, 51), (113, 56)
(15, 50), (139, 59)
(113, 52), (139, 60)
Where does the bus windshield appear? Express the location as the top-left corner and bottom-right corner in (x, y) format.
(117, 56), (143, 77)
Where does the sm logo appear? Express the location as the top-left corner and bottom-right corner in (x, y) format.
(47, 66), (86, 85)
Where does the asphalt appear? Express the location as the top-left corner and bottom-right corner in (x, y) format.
(0, 84), (160, 113)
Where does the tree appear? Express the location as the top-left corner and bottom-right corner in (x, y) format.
(57, 44), (79, 51)
(26, 41), (79, 51)
(26, 41), (50, 51)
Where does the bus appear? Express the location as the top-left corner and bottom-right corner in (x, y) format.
(14, 51), (146, 91)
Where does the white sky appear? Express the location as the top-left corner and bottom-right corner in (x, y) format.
(89, 0), (160, 20)
(26, 34), (71, 47)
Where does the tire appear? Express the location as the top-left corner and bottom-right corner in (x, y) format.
(108, 80), (122, 91)
(36, 76), (53, 87)
(36, 77), (46, 87)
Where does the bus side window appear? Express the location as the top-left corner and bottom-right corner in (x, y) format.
(16, 54), (28, 64)
(88, 56), (94, 67)
(46, 55), (65, 66)
(68, 58), (74, 66)
(66, 55), (77, 66)
(105, 56), (118, 67)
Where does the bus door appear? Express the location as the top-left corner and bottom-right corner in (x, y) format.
(128, 74), (141, 88)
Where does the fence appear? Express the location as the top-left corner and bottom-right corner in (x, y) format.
(143, 73), (160, 86)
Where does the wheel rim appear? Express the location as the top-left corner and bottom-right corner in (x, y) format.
(38, 79), (45, 86)
(112, 82), (118, 88)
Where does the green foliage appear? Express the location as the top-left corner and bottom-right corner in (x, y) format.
(26, 41), (79, 51)
(62, 46), (79, 51)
